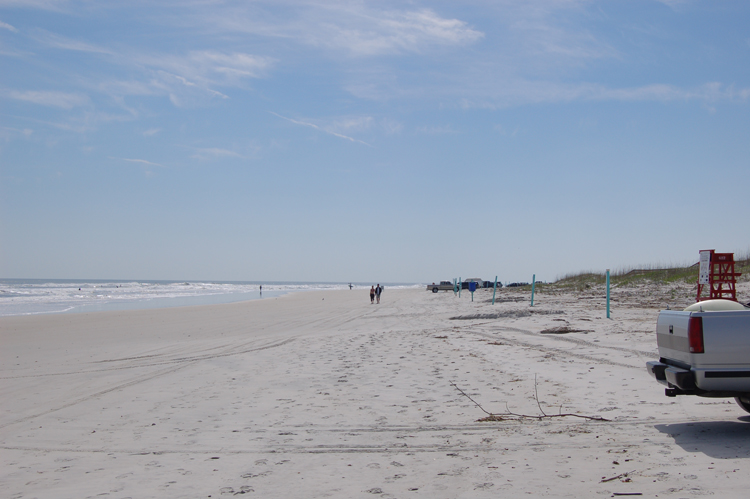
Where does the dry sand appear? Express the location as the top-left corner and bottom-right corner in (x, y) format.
(2, 282), (750, 498)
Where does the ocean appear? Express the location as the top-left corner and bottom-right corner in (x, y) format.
(0, 279), (421, 317)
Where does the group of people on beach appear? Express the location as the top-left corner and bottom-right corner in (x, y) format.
(369, 284), (383, 304)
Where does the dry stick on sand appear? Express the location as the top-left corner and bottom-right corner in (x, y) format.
(601, 471), (636, 483)
(450, 380), (610, 422)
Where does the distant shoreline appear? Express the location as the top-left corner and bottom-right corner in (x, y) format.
(0, 279), (422, 317)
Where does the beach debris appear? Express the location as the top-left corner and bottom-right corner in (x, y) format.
(539, 326), (591, 334)
(219, 485), (254, 495)
(437, 467), (468, 476)
(600, 470), (636, 483)
(474, 482), (494, 490)
(450, 310), (564, 320)
(240, 471), (271, 479)
(450, 380), (610, 422)
(477, 414), (507, 421)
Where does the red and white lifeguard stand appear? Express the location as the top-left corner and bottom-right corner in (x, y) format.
(696, 249), (741, 302)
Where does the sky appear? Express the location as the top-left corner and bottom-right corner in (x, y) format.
(1, 0), (748, 284)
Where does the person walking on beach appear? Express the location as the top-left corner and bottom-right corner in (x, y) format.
(370, 286), (375, 304)
(375, 284), (382, 304)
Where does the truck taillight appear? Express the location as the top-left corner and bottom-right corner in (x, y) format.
(688, 316), (704, 354)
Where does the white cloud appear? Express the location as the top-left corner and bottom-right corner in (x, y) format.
(455, 79), (750, 109)
(98, 79), (155, 97)
(73, 49), (272, 108)
(191, 147), (245, 160)
(0, 20), (18, 32)
(28, 25), (274, 105)
(188, 51), (272, 80)
(330, 116), (373, 131)
(143, 128), (161, 136)
(140, 51), (274, 88)
(1, 126), (33, 139)
(270, 112), (372, 146)
(32, 29), (112, 54)
(653, 0), (690, 9)
(114, 157), (165, 168)
(584, 81), (750, 104)
(272, 112), (401, 138)
(315, 8), (484, 56)
(5, 89), (88, 108)
(5, 0), (746, 134)
(201, 3), (483, 57)
(512, 19), (616, 62)
(380, 118), (403, 135)
(100, 50), (276, 106)
(0, 0), (67, 9)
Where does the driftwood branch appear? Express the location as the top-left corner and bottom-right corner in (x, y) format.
(534, 374), (547, 417)
(450, 380), (493, 416)
(600, 470), (636, 483)
(450, 380), (610, 422)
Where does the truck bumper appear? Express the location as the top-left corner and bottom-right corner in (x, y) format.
(646, 361), (668, 383)
(647, 361), (750, 396)
(693, 368), (750, 392)
(665, 366), (696, 391)
(646, 361), (695, 392)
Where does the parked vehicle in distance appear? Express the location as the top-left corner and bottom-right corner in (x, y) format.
(427, 281), (455, 293)
(646, 299), (750, 413)
(506, 282), (530, 288)
(428, 279), (501, 292)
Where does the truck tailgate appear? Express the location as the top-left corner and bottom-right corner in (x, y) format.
(657, 309), (750, 392)
(656, 311), (692, 365)
(698, 311), (750, 367)
(657, 310), (750, 367)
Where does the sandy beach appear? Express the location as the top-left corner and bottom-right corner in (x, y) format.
(2, 283), (750, 498)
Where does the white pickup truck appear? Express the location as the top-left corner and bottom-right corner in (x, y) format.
(646, 299), (750, 413)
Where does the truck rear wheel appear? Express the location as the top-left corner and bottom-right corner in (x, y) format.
(432, 287), (439, 293)
(735, 396), (750, 414)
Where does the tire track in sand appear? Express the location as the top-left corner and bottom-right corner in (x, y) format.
(0, 337), (295, 379)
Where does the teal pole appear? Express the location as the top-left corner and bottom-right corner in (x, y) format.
(530, 274), (536, 307)
(492, 276), (498, 305)
(453, 278), (457, 295)
(458, 278), (461, 298)
(606, 269), (610, 319)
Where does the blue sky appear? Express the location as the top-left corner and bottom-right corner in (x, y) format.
(1, 0), (748, 283)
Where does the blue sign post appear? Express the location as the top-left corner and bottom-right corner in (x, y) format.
(468, 281), (477, 302)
